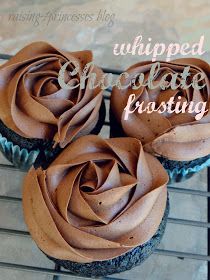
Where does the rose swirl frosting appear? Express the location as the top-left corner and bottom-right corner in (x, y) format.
(0, 41), (103, 148)
(23, 135), (168, 263)
(111, 58), (210, 161)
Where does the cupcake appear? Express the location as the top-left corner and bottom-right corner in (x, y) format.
(23, 135), (169, 277)
(111, 58), (210, 182)
(0, 41), (105, 170)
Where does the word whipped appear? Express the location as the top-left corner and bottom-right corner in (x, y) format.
(113, 35), (205, 62)
(58, 61), (208, 120)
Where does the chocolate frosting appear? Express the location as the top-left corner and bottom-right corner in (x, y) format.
(111, 58), (210, 161)
(23, 135), (168, 263)
(0, 41), (103, 148)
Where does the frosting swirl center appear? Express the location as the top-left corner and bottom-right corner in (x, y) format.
(23, 135), (168, 263)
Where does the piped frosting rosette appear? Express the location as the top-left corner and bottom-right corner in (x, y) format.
(23, 135), (168, 263)
(0, 41), (104, 148)
(111, 58), (210, 161)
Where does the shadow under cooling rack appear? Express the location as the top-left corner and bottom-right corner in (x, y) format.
(0, 53), (209, 279)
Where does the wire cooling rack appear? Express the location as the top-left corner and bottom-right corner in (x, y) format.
(0, 53), (209, 279)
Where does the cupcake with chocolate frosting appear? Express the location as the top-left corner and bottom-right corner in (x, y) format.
(111, 58), (210, 182)
(23, 135), (169, 277)
(0, 41), (105, 169)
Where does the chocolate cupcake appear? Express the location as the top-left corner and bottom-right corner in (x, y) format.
(23, 135), (169, 277)
(0, 41), (105, 170)
(111, 58), (210, 182)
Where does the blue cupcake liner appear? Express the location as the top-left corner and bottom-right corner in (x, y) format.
(0, 133), (40, 170)
(162, 155), (210, 183)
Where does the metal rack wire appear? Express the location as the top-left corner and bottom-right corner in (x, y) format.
(0, 53), (209, 279)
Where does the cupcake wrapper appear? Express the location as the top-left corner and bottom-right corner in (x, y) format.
(45, 197), (169, 277)
(0, 133), (40, 170)
(0, 99), (106, 170)
(160, 155), (210, 183)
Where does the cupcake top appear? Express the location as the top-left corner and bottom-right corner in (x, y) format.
(111, 58), (210, 161)
(23, 135), (168, 263)
(0, 41), (103, 148)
